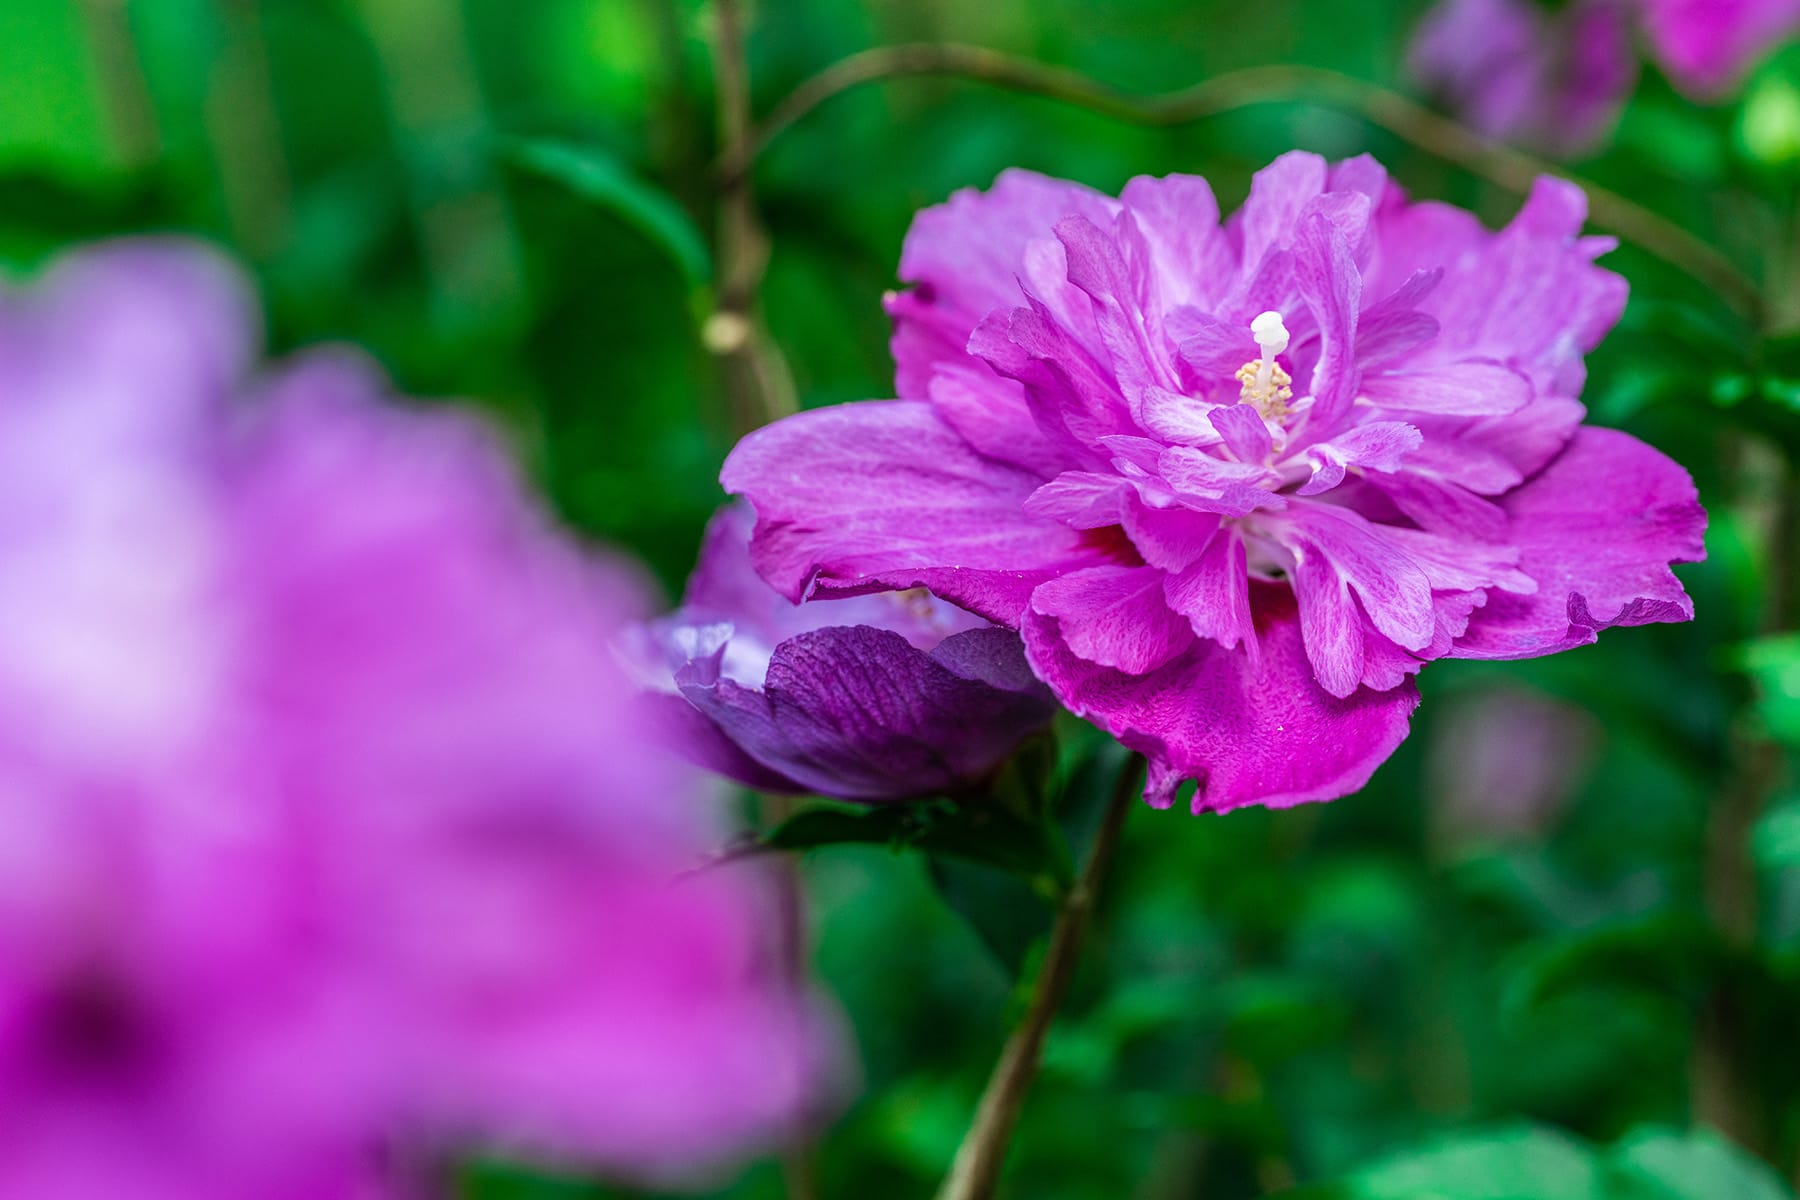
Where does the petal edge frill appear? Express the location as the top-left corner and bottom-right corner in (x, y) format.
(1451, 426), (1705, 660)
(1024, 585), (1419, 813)
(722, 401), (1103, 625)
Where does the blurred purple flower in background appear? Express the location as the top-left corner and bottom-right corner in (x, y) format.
(723, 155), (1705, 814)
(0, 243), (830, 1196)
(1641, 0), (1800, 96)
(1427, 686), (1599, 849)
(1410, 0), (1800, 152)
(1409, 0), (1637, 156)
(633, 503), (1056, 801)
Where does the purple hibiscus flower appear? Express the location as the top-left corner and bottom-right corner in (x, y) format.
(634, 502), (1057, 802)
(1411, 0), (1800, 152)
(0, 241), (831, 1197)
(722, 154), (1705, 813)
(1409, 0), (1638, 156)
(1641, 0), (1800, 96)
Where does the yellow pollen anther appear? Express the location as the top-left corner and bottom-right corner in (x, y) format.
(1237, 310), (1293, 419)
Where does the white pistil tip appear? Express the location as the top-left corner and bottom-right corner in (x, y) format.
(1250, 310), (1290, 357)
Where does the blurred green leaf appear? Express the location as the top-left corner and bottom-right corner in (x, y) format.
(1607, 1128), (1792, 1200)
(1738, 634), (1800, 747)
(507, 137), (711, 288)
(926, 855), (1056, 975)
(1347, 1126), (1604, 1200)
(1754, 803), (1800, 871)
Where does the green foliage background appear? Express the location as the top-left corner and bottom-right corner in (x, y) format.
(13, 0), (1800, 1196)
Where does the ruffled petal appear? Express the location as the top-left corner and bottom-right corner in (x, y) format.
(1029, 565), (1195, 673)
(889, 169), (1117, 398)
(1024, 584), (1419, 812)
(1453, 426), (1705, 659)
(722, 401), (1104, 625)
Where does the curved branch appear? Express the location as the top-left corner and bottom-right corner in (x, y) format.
(720, 45), (1760, 319)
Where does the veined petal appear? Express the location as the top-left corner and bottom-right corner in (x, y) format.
(1294, 213), (1362, 432)
(1122, 501), (1221, 573)
(1024, 472), (1133, 528)
(890, 169), (1117, 397)
(927, 363), (1070, 478)
(1163, 526), (1255, 651)
(721, 400), (1103, 625)
(1361, 360), (1532, 416)
(1029, 565), (1195, 673)
(679, 626), (1054, 802)
(1157, 446), (1279, 516)
(1208, 403), (1275, 465)
(1024, 584), (1418, 812)
(1453, 427), (1705, 659)
(1298, 421), (1422, 496)
(1279, 503), (1437, 669)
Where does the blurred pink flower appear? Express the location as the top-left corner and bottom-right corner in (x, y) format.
(1427, 687), (1598, 846)
(1410, 0), (1800, 154)
(0, 242), (831, 1196)
(1409, 0), (1637, 156)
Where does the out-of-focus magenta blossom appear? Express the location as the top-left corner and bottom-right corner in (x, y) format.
(1427, 686), (1597, 846)
(1411, 0), (1800, 148)
(1641, 0), (1800, 96)
(0, 242), (829, 1197)
(1409, 0), (1637, 156)
(723, 155), (1705, 813)
(633, 503), (1056, 802)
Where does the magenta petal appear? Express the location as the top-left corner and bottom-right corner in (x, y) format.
(1294, 213), (1363, 431)
(889, 169), (1116, 398)
(1119, 174), (1234, 311)
(1237, 152), (1329, 270)
(928, 364), (1069, 477)
(722, 401), (1100, 625)
(1298, 420), (1422, 495)
(1029, 565), (1195, 673)
(1024, 586), (1419, 813)
(1163, 528), (1255, 651)
(1208, 403), (1275, 464)
(1122, 502), (1221, 573)
(1453, 426), (1706, 659)
(1280, 503), (1436, 658)
(1361, 360), (1532, 416)
(1025, 472), (1134, 528)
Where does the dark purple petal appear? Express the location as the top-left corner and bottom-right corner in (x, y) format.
(679, 626), (1054, 802)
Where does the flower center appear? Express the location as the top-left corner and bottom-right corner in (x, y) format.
(1234, 310), (1292, 420)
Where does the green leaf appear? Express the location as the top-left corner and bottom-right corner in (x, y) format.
(1737, 634), (1800, 749)
(506, 137), (711, 287)
(1754, 804), (1800, 872)
(927, 855), (1055, 976)
(1348, 1126), (1605, 1200)
(1607, 1128), (1792, 1200)
(761, 797), (1067, 881)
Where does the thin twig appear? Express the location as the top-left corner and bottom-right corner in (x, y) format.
(935, 756), (1141, 1200)
(719, 46), (1761, 320)
(757, 792), (821, 1200)
(1695, 437), (1794, 1154)
(705, 0), (796, 429)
